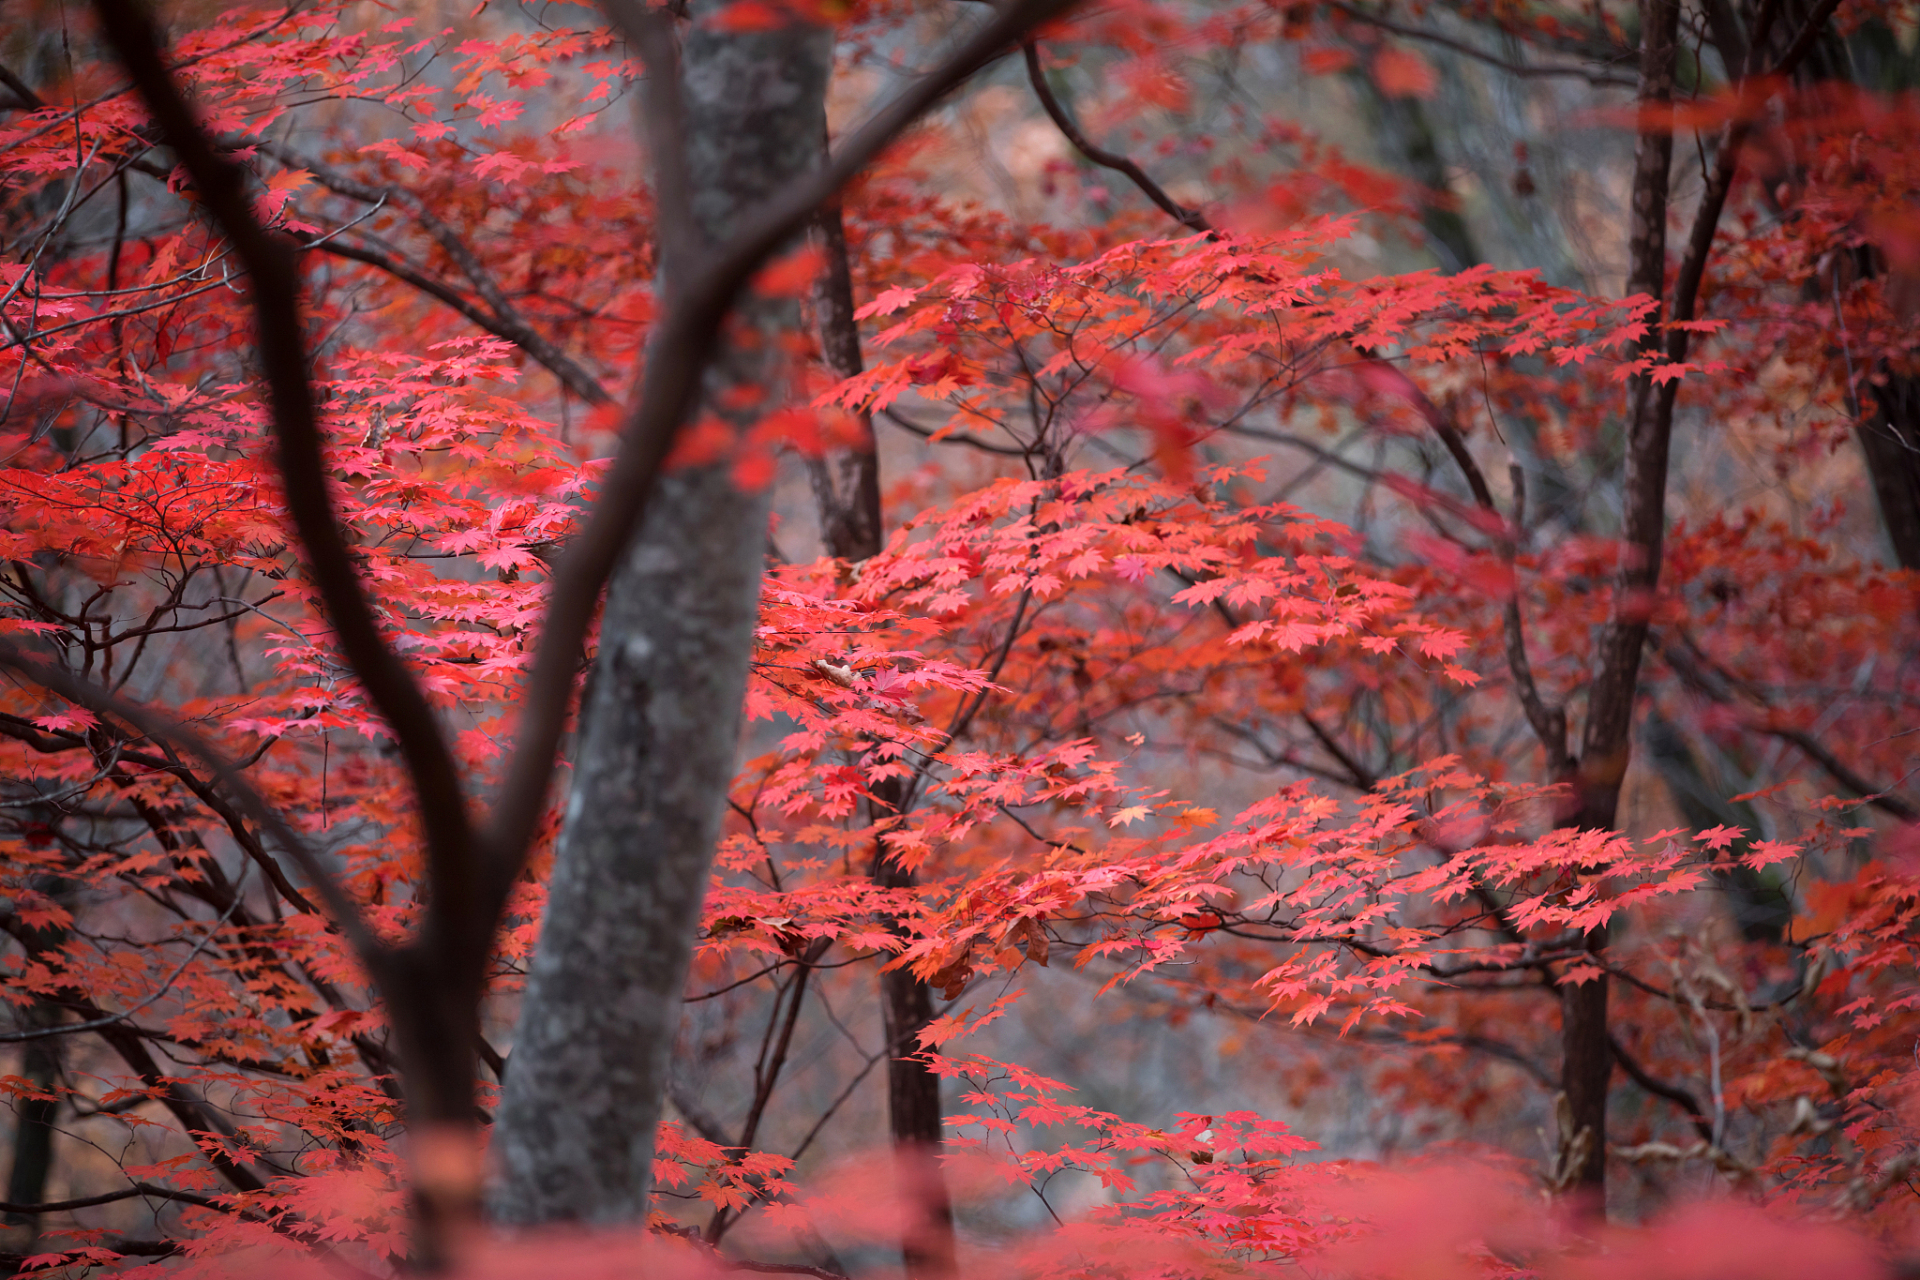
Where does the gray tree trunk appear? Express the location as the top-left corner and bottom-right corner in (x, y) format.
(491, 7), (832, 1225)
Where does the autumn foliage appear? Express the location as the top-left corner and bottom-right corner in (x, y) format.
(1, 0), (1918, 1275)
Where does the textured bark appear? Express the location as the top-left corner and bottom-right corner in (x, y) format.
(491, 8), (832, 1225)
(808, 203), (883, 563)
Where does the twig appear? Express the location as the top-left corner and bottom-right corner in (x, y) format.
(1610, 1032), (1712, 1140)
(0, 861), (251, 1043)
(1322, 0), (1638, 87)
(483, 0), (1083, 906)
(1662, 639), (1917, 822)
(1022, 43), (1208, 232)
(0, 643), (377, 959)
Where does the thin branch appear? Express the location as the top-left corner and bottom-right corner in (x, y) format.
(486, 0), (1082, 903)
(0, 862), (250, 1043)
(727, 1263), (845, 1280)
(1322, 0), (1639, 86)
(1300, 708), (1377, 790)
(734, 939), (830, 1155)
(301, 234), (611, 404)
(0, 1240), (178, 1263)
(1022, 43), (1208, 232)
(92, 0), (478, 908)
(0, 643), (378, 961)
(1600, 955), (1803, 1012)
(786, 1044), (887, 1165)
(263, 143), (612, 405)
(668, 1078), (731, 1146)
(1662, 640), (1917, 822)
(1610, 1032), (1712, 1140)
(884, 406), (1032, 457)
(0, 1184), (239, 1217)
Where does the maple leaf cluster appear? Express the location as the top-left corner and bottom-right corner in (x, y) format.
(1, 0), (1919, 1275)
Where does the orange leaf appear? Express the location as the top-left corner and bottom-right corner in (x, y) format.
(1373, 47), (1438, 99)
(755, 244), (825, 298)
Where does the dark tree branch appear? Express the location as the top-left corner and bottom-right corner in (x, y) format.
(1412, 399), (1570, 770)
(1299, 709), (1377, 791)
(885, 406), (1032, 457)
(667, 1079), (731, 1146)
(301, 234), (613, 405)
(1609, 1033), (1713, 1141)
(0, 1240), (179, 1263)
(0, 1184), (237, 1216)
(707, 939), (831, 1245)
(0, 63), (45, 110)
(261, 142), (614, 405)
(1321, 1), (1639, 86)
(727, 1262), (846, 1280)
(1022, 43), (1209, 232)
(485, 0), (1083, 905)
(1662, 640), (1917, 822)
(0, 644), (377, 959)
(808, 200), (884, 561)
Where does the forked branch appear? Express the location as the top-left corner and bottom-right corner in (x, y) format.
(483, 0), (1083, 903)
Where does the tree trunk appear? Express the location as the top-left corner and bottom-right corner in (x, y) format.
(808, 203), (883, 565)
(3, 879), (70, 1252)
(1755, 5), (1920, 573)
(491, 6), (832, 1225)
(877, 903), (957, 1280)
(1856, 375), (1920, 570)
(1554, 0), (1682, 1214)
(810, 200), (957, 1277)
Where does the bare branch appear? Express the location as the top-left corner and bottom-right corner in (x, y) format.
(1610, 1033), (1712, 1140)
(1662, 640), (1917, 822)
(261, 140), (612, 404)
(1023, 43), (1209, 232)
(0, 1184), (239, 1217)
(0, 862), (249, 1043)
(1322, 1), (1639, 87)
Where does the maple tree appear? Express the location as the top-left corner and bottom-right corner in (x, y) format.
(1, 0), (1919, 1275)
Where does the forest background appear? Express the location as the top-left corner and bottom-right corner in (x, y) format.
(0, 0), (1918, 1274)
